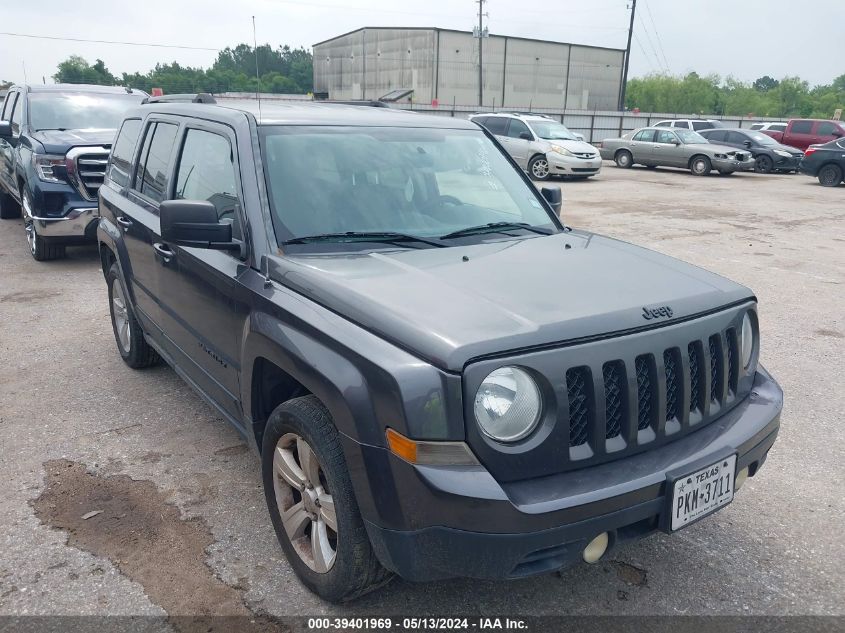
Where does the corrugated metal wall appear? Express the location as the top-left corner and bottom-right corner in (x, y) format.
(313, 28), (624, 110)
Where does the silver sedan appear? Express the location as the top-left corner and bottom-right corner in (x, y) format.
(600, 127), (756, 175)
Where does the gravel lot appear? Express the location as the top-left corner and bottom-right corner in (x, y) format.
(0, 164), (842, 621)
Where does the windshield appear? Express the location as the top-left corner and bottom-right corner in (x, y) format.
(28, 92), (145, 131)
(260, 126), (558, 250)
(676, 130), (708, 144)
(529, 120), (578, 141)
(748, 132), (777, 146)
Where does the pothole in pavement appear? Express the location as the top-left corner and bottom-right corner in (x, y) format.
(30, 460), (289, 633)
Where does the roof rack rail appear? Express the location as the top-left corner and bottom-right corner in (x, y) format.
(141, 93), (216, 105)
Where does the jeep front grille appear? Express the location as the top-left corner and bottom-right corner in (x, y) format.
(564, 329), (739, 449)
(67, 146), (110, 202)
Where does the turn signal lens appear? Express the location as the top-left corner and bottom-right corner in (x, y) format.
(386, 428), (417, 463)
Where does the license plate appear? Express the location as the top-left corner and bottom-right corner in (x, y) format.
(670, 454), (737, 531)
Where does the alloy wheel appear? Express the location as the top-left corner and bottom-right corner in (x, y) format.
(531, 158), (550, 179)
(272, 433), (338, 573)
(818, 165), (841, 187)
(111, 281), (132, 353)
(22, 193), (37, 255)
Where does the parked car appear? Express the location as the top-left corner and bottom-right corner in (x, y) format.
(749, 122), (787, 133)
(599, 127), (755, 175)
(654, 119), (723, 131)
(799, 137), (845, 186)
(0, 83), (146, 260)
(698, 128), (804, 173)
(760, 118), (845, 151)
(470, 112), (601, 180)
(98, 96), (781, 602)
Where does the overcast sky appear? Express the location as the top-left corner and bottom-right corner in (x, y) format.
(1, 0), (843, 88)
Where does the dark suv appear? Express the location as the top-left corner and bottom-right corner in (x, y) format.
(0, 84), (146, 260)
(98, 95), (782, 602)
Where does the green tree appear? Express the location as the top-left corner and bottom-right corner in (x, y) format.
(752, 75), (779, 92)
(53, 55), (117, 85)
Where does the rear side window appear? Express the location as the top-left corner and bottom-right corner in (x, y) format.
(791, 120), (813, 134)
(135, 121), (179, 204)
(750, 124), (763, 130)
(506, 119), (531, 139)
(692, 121), (715, 131)
(482, 117), (509, 135)
(654, 121), (670, 127)
(633, 129), (655, 141)
(705, 130), (726, 142)
(175, 128), (242, 238)
(108, 119), (142, 188)
(672, 121), (688, 128)
(772, 124), (786, 132)
(472, 117), (488, 127)
(817, 122), (838, 136)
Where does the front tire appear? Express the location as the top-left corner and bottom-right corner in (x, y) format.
(23, 190), (64, 261)
(615, 150), (633, 169)
(528, 155), (551, 181)
(690, 155), (712, 176)
(818, 164), (843, 187)
(262, 395), (391, 602)
(0, 190), (21, 219)
(107, 263), (159, 368)
(755, 155), (774, 173)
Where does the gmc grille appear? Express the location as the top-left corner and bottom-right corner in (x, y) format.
(67, 147), (110, 202)
(566, 329), (740, 448)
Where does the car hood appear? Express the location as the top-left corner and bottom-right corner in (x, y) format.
(266, 232), (753, 371)
(540, 139), (597, 154)
(688, 142), (749, 156)
(30, 128), (115, 154)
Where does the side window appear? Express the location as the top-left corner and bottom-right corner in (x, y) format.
(656, 130), (677, 144)
(482, 117), (509, 136)
(673, 120), (688, 128)
(633, 129), (654, 142)
(506, 119), (532, 140)
(791, 120), (813, 134)
(654, 121), (670, 127)
(705, 130), (726, 142)
(108, 119), (142, 189)
(750, 124), (763, 130)
(817, 122), (837, 136)
(472, 117), (488, 127)
(692, 121), (714, 131)
(726, 131), (748, 144)
(772, 124), (786, 132)
(1, 92), (16, 120)
(10, 94), (23, 134)
(174, 128), (242, 240)
(136, 122), (179, 204)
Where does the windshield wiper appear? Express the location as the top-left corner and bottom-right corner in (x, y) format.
(440, 222), (552, 240)
(282, 231), (445, 248)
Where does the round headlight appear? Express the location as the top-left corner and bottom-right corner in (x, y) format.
(474, 366), (542, 442)
(741, 312), (754, 369)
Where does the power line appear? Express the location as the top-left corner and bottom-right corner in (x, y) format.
(632, 33), (657, 74)
(641, 0), (670, 71)
(636, 12), (665, 72)
(0, 32), (219, 51)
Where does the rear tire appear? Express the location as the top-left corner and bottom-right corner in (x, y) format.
(689, 155), (712, 176)
(262, 395), (392, 602)
(107, 263), (160, 368)
(0, 190), (21, 219)
(818, 164), (843, 187)
(615, 150), (633, 169)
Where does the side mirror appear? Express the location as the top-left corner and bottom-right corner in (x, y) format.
(672, 140), (681, 145)
(744, 140), (753, 148)
(832, 131), (843, 138)
(540, 187), (562, 215)
(0, 121), (12, 139)
(159, 200), (239, 250)
(519, 131), (533, 141)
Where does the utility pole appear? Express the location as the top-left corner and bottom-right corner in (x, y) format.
(618, 0), (637, 111)
(475, 0), (487, 108)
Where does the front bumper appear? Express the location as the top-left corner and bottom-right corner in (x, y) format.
(350, 366), (782, 581)
(547, 153), (602, 176)
(28, 207), (99, 241)
(712, 156), (756, 173)
(23, 181), (99, 242)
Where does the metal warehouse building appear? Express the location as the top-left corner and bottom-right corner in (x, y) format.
(313, 27), (625, 110)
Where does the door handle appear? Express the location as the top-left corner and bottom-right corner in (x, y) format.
(116, 216), (133, 230)
(152, 242), (175, 263)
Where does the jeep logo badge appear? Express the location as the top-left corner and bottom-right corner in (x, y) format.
(642, 305), (674, 320)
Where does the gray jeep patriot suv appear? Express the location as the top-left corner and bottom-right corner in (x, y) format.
(97, 95), (782, 602)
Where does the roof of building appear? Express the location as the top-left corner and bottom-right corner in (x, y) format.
(313, 26), (625, 54)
